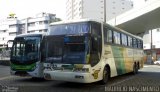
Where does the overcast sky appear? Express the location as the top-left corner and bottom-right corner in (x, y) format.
(0, 0), (143, 20)
(0, 0), (67, 20)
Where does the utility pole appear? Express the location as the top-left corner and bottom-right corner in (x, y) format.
(104, 0), (106, 23)
(150, 29), (153, 64)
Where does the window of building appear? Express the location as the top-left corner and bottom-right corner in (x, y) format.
(44, 29), (48, 32)
(9, 32), (17, 36)
(28, 22), (35, 26)
(39, 30), (43, 32)
(9, 24), (16, 28)
(0, 30), (6, 33)
(27, 31), (35, 33)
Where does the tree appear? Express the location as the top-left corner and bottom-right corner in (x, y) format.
(50, 17), (62, 23)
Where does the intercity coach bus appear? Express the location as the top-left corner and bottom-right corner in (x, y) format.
(43, 19), (144, 84)
(10, 33), (46, 78)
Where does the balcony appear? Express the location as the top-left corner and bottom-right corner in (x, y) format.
(9, 27), (18, 32)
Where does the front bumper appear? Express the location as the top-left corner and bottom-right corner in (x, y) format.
(44, 70), (94, 83)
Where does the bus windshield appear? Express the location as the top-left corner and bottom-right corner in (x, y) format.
(45, 36), (88, 64)
(11, 36), (41, 65)
(49, 22), (90, 35)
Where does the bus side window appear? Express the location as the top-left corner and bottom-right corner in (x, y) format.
(107, 29), (113, 43)
(113, 31), (120, 44)
(128, 36), (133, 47)
(138, 39), (143, 49)
(121, 33), (127, 46)
(89, 22), (102, 67)
(133, 38), (138, 48)
(103, 26), (113, 44)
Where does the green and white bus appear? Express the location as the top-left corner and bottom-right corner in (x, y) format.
(43, 19), (144, 84)
(10, 33), (46, 78)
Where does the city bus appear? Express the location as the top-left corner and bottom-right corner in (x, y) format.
(43, 19), (144, 84)
(10, 33), (46, 78)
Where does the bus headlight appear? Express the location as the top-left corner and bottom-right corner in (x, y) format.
(44, 73), (51, 80)
(73, 68), (89, 72)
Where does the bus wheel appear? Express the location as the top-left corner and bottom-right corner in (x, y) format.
(100, 67), (110, 84)
(133, 63), (138, 74)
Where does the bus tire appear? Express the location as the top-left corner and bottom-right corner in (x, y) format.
(31, 77), (44, 80)
(133, 63), (138, 74)
(100, 66), (110, 84)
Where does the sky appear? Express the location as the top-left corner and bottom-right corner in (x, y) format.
(0, 0), (67, 20)
(0, 0), (143, 20)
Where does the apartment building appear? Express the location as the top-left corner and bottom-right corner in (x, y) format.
(0, 12), (55, 48)
(66, 0), (133, 21)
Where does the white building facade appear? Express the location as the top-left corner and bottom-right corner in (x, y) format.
(143, 29), (160, 49)
(143, 28), (160, 61)
(0, 13), (55, 48)
(66, 0), (133, 21)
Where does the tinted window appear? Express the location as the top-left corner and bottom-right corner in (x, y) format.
(113, 31), (120, 44)
(121, 34), (127, 46)
(133, 38), (138, 48)
(49, 22), (90, 35)
(128, 36), (133, 47)
(90, 22), (102, 66)
(103, 26), (113, 43)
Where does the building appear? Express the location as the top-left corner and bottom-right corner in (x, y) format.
(0, 12), (56, 48)
(143, 28), (160, 61)
(66, 0), (133, 21)
(133, 0), (150, 8)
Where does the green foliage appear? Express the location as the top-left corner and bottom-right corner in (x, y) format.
(50, 18), (62, 23)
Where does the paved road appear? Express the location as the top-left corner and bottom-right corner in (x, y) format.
(0, 65), (160, 92)
(0, 65), (10, 79)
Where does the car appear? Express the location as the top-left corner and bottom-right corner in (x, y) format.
(154, 58), (160, 64)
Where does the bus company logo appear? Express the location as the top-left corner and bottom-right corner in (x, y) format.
(92, 70), (100, 79)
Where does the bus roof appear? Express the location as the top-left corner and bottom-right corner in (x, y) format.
(16, 33), (46, 38)
(50, 19), (102, 26)
(106, 24), (143, 40)
(50, 19), (142, 40)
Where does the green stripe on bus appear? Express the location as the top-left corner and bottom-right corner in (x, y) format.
(111, 46), (126, 75)
(11, 63), (36, 71)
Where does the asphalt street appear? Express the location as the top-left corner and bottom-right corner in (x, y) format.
(0, 64), (160, 92)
